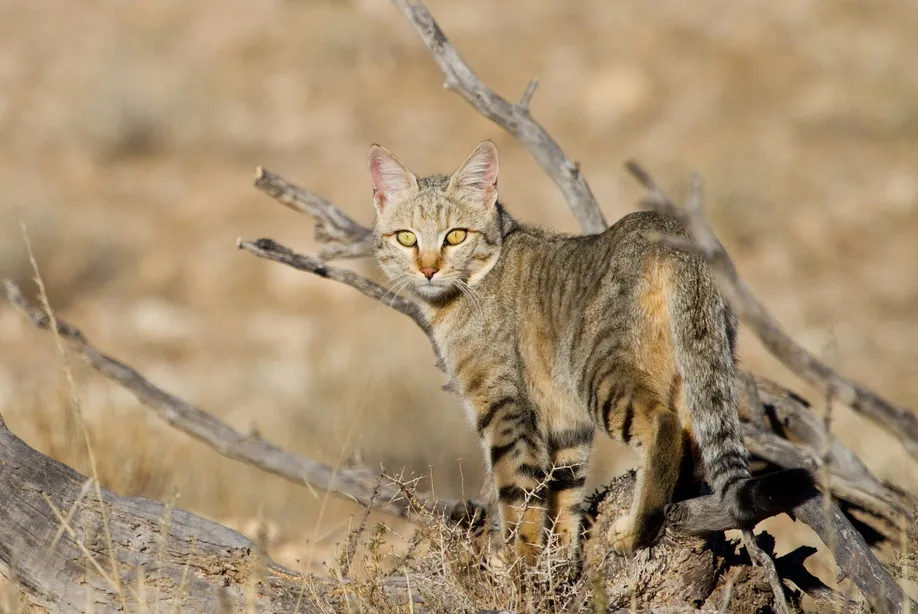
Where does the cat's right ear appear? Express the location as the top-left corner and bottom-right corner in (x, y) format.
(368, 144), (418, 213)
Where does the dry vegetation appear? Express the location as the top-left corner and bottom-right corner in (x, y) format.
(1, 0), (917, 610)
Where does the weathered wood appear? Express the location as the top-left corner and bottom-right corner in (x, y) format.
(794, 498), (915, 614)
(253, 166), (374, 261)
(0, 416), (318, 613)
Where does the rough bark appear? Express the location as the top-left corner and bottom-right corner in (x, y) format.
(0, 417), (319, 613)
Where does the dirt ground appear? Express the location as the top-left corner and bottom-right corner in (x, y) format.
(0, 0), (916, 588)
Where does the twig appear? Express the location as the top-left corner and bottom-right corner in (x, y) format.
(389, 0), (606, 234)
(717, 567), (741, 614)
(340, 474), (383, 577)
(519, 79), (539, 111)
(626, 159), (918, 462)
(741, 530), (791, 614)
(744, 377), (877, 489)
(238, 237), (448, 374)
(254, 166), (373, 260)
(236, 238), (428, 335)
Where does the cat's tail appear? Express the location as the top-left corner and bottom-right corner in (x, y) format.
(668, 259), (814, 525)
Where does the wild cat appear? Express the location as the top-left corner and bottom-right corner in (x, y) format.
(367, 140), (813, 562)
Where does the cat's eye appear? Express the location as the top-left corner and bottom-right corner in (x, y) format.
(445, 228), (468, 246)
(395, 231), (417, 247)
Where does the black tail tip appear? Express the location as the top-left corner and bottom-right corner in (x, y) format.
(735, 468), (818, 527)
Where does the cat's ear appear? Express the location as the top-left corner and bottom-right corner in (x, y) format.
(368, 144), (418, 213)
(448, 141), (499, 209)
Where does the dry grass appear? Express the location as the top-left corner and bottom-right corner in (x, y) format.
(1, 0), (917, 609)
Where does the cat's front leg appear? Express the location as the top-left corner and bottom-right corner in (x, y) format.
(477, 396), (550, 565)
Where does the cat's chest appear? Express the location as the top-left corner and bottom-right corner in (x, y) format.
(429, 302), (512, 372)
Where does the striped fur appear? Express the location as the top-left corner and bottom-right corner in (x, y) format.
(368, 141), (810, 561)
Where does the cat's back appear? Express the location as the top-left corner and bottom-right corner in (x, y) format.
(600, 209), (690, 267)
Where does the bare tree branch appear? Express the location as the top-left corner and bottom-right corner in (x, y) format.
(0, 414), (539, 614)
(794, 497), (917, 614)
(667, 492), (918, 614)
(742, 530), (791, 614)
(0, 413), (325, 613)
(235, 238), (428, 335)
(389, 0), (607, 234)
(4, 279), (465, 525)
(743, 424), (906, 522)
(626, 160), (918, 463)
(254, 166), (374, 260)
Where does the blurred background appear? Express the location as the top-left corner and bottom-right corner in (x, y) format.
(1, 0), (916, 582)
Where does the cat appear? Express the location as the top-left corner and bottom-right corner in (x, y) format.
(368, 140), (813, 562)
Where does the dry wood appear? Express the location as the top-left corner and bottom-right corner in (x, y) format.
(4, 279), (465, 525)
(254, 166), (374, 261)
(0, 414), (321, 613)
(741, 529), (792, 614)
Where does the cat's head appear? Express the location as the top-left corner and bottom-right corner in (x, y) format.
(368, 141), (504, 304)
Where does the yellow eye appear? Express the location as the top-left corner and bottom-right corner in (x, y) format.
(445, 228), (468, 246)
(395, 231), (417, 247)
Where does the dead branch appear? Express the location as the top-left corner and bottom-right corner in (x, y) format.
(4, 279), (466, 525)
(666, 491), (917, 613)
(794, 497), (914, 614)
(234, 238), (428, 335)
(254, 166), (374, 261)
(0, 412), (324, 613)
(741, 529), (791, 614)
(626, 160), (918, 463)
(390, 0), (606, 234)
(0, 413), (539, 614)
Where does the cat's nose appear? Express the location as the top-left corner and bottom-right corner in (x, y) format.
(420, 267), (438, 280)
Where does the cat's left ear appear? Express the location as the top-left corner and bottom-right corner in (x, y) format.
(448, 141), (499, 209)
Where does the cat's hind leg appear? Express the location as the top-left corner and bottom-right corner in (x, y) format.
(601, 388), (683, 554)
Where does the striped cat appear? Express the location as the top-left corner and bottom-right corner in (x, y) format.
(368, 140), (812, 562)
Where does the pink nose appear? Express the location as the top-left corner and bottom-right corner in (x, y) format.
(420, 267), (438, 280)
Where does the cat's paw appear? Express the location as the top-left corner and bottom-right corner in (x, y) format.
(484, 544), (512, 575)
(608, 514), (639, 555)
